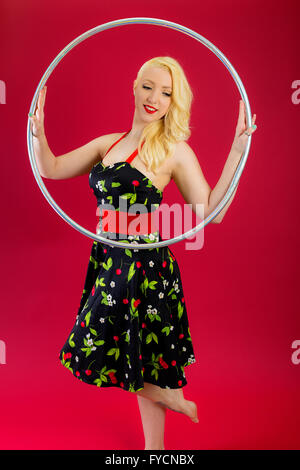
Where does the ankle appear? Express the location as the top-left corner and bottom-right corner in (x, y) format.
(144, 443), (165, 450)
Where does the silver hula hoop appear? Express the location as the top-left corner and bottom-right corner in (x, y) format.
(27, 17), (252, 250)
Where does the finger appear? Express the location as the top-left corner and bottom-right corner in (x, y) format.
(237, 100), (246, 130)
(39, 87), (47, 109)
(36, 87), (46, 112)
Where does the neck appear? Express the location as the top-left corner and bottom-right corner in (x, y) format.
(127, 116), (149, 142)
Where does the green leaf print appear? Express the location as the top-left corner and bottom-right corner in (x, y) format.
(89, 327), (97, 336)
(161, 326), (170, 336)
(152, 332), (158, 344)
(126, 353), (131, 368)
(101, 291), (108, 305)
(120, 193), (133, 200)
(128, 383), (137, 392)
(140, 277), (159, 297)
(147, 312), (161, 323)
(85, 310), (91, 327)
(107, 347), (120, 361)
(125, 248), (132, 258)
(90, 255), (99, 270)
(148, 280), (158, 290)
(146, 332), (159, 344)
(103, 257), (113, 270)
(92, 366), (117, 387)
(68, 333), (75, 347)
(167, 287), (175, 298)
(111, 182), (121, 187)
(81, 347), (92, 358)
(94, 340), (104, 346)
(128, 262), (136, 282)
(107, 348), (116, 355)
(130, 193), (137, 204)
(96, 277), (105, 287)
(93, 379), (102, 387)
(178, 302), (184, 320)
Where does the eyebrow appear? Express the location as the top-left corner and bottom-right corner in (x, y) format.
(143, 79), (172, 90)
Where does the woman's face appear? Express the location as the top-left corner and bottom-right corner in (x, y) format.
(134, 66), (173, 122)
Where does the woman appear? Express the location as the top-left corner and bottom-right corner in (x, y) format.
(29, 56), (257, 450)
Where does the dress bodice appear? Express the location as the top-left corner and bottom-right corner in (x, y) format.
(89, 130), (163, 244)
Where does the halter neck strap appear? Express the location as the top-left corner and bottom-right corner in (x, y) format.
(103, 129), (145, 163)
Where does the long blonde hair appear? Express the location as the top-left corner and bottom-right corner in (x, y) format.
(133, 56), (193, 175)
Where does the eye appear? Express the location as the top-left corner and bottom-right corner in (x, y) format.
(142, 85), (171, 97)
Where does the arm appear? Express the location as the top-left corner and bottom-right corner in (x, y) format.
(171, 141), (221, 223)
(29, 86), (118, 180)
(207, 147), (242, 223)
(171, 142), (243, 224)
(211, 100), (257, 222)
(172, 101), (257, 224)
(33, 132), (117, 180)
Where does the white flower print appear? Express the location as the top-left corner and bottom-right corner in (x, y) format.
(125, 373), (128, 379)
(173, 279), (180, 293)
(188, 354), (196, 364)
(158, 292), (164, 299)
(106, 294), (116, 307)
(149, 260), (154, 267)
(170, 326), (174, 331)
(99, 317), (105, 323)
(95, 180), (105, 192)
(75, 356), (79, 362)
(171, 344), (175, 349)
(124, 314), (129, 320)
(110, 281), (115, 288)
(86, 333), (96, 351)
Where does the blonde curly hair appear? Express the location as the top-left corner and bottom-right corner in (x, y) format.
(133, 56), (194, 174)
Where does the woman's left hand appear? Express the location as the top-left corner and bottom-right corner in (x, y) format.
(231, 100), (257, 154)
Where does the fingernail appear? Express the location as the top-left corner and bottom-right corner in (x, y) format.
(28, 112), (33, 117)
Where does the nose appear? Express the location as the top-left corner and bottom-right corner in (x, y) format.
(146, 88), (160, 106)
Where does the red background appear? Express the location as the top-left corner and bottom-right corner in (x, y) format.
(0, 0), (299, 450)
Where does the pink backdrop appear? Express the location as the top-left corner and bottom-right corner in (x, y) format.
(0, 0), (299, 450)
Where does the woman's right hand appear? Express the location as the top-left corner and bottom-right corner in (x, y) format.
(28, 86), (47, 138)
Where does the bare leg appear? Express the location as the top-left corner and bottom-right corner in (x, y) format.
(137, 395), (166, 450)
(135, 382), (199, 423)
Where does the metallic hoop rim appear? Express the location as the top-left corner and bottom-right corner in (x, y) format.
(27, 17), (252, 250)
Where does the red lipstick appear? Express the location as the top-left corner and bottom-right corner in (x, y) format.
(143, 104), (157, 114)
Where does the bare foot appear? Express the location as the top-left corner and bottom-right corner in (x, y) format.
(136, 382), (199, 423)
(155, 398), (199, 423)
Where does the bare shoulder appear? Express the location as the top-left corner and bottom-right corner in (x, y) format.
(95, 132), (124, 160)
(170, 140), (198, 178)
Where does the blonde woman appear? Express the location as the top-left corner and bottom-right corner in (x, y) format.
(30, 56), (257, 450)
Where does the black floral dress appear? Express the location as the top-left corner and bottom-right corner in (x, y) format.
(59, 130), (196, 393)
